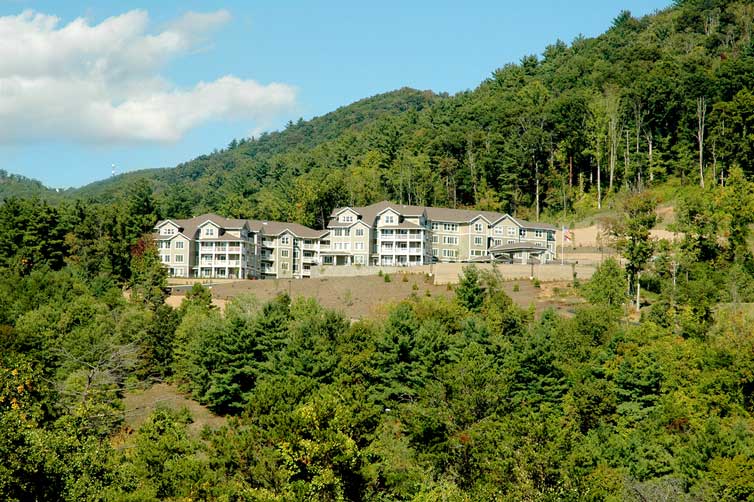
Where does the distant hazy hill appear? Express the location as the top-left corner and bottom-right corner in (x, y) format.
(0, 170), (67, 201)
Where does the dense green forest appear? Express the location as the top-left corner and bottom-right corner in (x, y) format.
(9, 0), (751, 229)
(3, 169), (754, 500)
(4, 0), (754, 500)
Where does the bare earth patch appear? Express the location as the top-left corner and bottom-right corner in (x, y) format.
(169, 274), (577, 319)
(122, 382), (226, 436)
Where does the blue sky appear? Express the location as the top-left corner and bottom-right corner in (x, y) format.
(0, 0), (670, 188)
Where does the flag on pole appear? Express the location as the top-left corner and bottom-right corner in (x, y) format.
(563, 226), (573, 241)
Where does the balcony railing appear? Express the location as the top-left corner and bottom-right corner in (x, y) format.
(228, 246), (241, 252)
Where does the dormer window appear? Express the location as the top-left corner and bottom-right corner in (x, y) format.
(163, 227), (175, 235)
(205, 227), (215, 237)
(385, 214), (395, 224)
(474, 222), (484, 233)
(341, 214), (354, 223)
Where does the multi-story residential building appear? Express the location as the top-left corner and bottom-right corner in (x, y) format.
(154, 215), (256, 279)
(248, 220), (328, 279)
(326, 201), (557, 266)
(324, 201), (431, 267)
(153, 214), (325, 279)
(154, 204), (559, 279)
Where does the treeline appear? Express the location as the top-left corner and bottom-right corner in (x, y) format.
(2, 173), (754, 500)
(60, 0), (754, 228)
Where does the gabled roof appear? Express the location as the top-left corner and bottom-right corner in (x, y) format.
(424, 206), (503, 223)
(330, 201), (426, 226)
(155, 213), (250, 239)
(494, 214), (557, 230)
(249, 220), (329, 239)
(332, 206), (361, 217)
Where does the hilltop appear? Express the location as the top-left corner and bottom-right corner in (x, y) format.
(7, 1), (754, 233)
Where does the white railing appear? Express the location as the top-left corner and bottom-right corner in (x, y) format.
(228, 246), (241, 252)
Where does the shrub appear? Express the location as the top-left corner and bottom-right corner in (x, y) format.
(533, 278), (541, 288)
(513, 283), (520, 292)
(412, 283), (419, 291)
(384, 274), (391, 283)
(402, 274), (409, 283)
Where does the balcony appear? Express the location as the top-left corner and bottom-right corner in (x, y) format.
(228, 246), (241, 252)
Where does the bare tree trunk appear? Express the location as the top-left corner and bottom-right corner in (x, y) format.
(597, 156), (602, 210)
(609, 117), (617, 192)
(569, 155), (574, 188)
(646, 132), (654, 182)
(636, 271), (641, 311)
(535, 161), (540, 221)
(467, 137), (478, 204)
(697, 96), (706, 188)
(624, 129), (630, 187)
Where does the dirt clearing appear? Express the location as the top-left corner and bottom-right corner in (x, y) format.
(169, 274), (580, 319)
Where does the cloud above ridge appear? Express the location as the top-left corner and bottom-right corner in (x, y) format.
(0, 9), (296, 143)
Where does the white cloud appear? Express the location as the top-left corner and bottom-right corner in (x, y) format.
(0, 9), (296, 143)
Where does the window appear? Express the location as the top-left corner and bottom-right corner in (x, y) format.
(443, 223), (458, 232)
(205, 227), (215, 237)
(432, 235), (439, 244)
(175, 241), (184, 249)
(281, 249), (289, 257)
(443, 236), (458, 245)
(507, 226), (516, 236)
(354, 242), (364, 250)
(442, 249), (457, 258)
(507, 240), (516, 244)
(343, 228), (350, 237)
(384, 214), (396, 224)
(355, 228), (364, 237)
(520, 229), (526, 237)
(280, 236), (290, 245)
(175, 255), (184, 263)
(334, 229), (343, 237)
(494, 239), (502, 246)
(341, 214), (354, 222)
(431, 222), (440, 231)
(432, 248), (439, 256)
(474, 236), (483, 246)
(354, 255), (366, 265)
(535, 230), (544, 238)
(163, 227), (175, 235)
(474, 222), (484, 233)
(281, 263), (289, 270)
(494, 226), (503, 235)
(162, 255), (170, 263)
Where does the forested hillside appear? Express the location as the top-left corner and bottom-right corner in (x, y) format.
(4, 1), (754, 500)
(0, 170), (65, 201)
(3, 168), (754, 499)
(60, 0), (754, 229)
